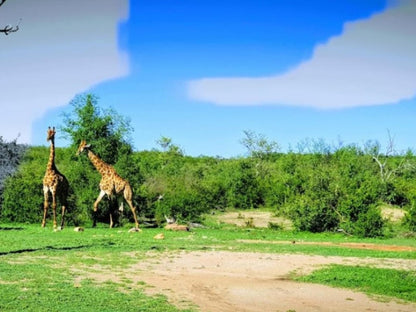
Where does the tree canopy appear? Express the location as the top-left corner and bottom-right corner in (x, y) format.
(61, 93), (133, 164)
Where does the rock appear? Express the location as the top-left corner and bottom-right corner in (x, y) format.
(154, 233), (165, 240)
(128, 227), (142, 233)
(164, 224), (189, 231)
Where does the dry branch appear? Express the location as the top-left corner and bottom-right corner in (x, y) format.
(1, 0), (20, 35)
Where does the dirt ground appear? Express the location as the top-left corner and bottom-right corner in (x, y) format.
(215, 211), (293, 229)
(75, 250), (416, 312)
(134, 251), (416, 312)
(74, 210), (416, 311)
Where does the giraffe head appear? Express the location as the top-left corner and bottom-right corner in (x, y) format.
(76, 140), (91, 156)
(46, 126), (56, 142)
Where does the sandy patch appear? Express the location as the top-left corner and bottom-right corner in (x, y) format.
(381, 206), (407, 222)
(236, 239), (416, 252)
(218, 207), (407, 229)
(74, 251), (416, 312)
(217, 211), (293, 229)
(134, 251), (416, 312)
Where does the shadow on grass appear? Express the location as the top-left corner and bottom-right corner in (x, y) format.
(0, 226), (24, 231)
(0, 244), (92, 256)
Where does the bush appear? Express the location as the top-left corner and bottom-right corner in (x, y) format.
(403, 205), (416, 232)
(2, 128), (415, 238)
(286, 196), (339, 232)
(353, 206), (385, 238)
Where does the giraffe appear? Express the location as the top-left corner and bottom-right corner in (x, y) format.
(42, 127), (69, 229)
(76, 140), (140, 230)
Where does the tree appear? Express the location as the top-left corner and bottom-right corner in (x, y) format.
(365, 131), (410, 184)
(60, 93), (138, 226)
(61, 93), (133, 164)
(0, 0), (21, 35)
(240, 130), (280, 160)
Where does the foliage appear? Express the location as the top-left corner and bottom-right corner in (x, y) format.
(240, 130), (280, 160)
(61, 93), (133, 164)
(61, 93), (139, 225)
(3, 137), (415, 235)
(1, 147), (79, 225)
(2, 98), (416, 236)
(353, 206), (385, 238)
(403, 202), (416, 232)
(1, 147), (47, 223)
(2, 94), (137, 226)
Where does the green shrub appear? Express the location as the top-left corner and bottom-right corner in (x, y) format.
(268, 222), (282, 230)
(353, 206), (385, 237)
(403, 205), (416, 232)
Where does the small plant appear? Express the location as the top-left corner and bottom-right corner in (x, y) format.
(403, 205), (416, 232)
(268, 222), (282, 230)
(245, 217), (254, 228)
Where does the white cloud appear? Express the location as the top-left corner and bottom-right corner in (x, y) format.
(0, 0), (129, 143)
(188, 0), (416, 109)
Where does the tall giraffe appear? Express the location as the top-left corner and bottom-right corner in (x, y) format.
(42, 127), (69, 229)
(76, 140), (140, 230)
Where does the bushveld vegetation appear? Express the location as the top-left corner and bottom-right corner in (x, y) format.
(1, 94), (416, 237)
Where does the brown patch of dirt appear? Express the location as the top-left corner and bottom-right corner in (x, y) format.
(237, 239), (416, 252)
(73, 251), (416, 312)
(340, 242), (415, 252)
(219, 208), (408, 229)
(217, 211), (293, 229)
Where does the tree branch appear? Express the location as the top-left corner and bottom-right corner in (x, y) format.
(0, 22), (19, 35)
(1, 0), (21, 35)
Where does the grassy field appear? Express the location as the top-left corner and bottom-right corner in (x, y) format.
(1, 221), (415, 311)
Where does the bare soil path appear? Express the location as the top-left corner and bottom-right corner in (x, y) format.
(120, 251), (416, 312)
(72, 209), (415, 311)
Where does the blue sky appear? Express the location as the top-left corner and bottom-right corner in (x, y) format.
(2, 0), (416, 157)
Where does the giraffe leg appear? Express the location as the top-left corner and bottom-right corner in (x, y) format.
(92, 190), (106, 227)
(92, 211), (97, 228)
(109, 213), (114, 228)
(60, 204), (66, 229)
(42, 186), (49, 227)
(127, 200), (139, 229)
(94, 190), (106, 212)
(52, 192), (57, 229)
(60, 181), (69, 230)
(124, 186), (139, 229)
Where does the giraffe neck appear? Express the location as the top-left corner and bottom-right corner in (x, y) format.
(47, 138), (56, 171)
(87, 150), (110, 176)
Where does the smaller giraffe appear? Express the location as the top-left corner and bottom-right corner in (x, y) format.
(42, 127), (69, 229)
(76, 140), (140, 230)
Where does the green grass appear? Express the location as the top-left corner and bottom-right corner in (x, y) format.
(2, 224), (415, 258)
(0, 222), (415, 310)
(297, 265), (416, 302)
(0, 258), (182, 312)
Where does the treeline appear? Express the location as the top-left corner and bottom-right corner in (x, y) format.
(1, 94), (416, 237)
